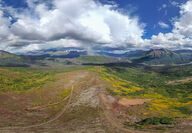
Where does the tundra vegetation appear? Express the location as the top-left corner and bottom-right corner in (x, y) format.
(0, 65), (192, 131)
(90, 66), (192, 130)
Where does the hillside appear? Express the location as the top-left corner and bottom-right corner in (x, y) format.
(0, 50), (18, 57)
(98, 49), (192, 66)
(24, 47), (87, 58)
(0, 49), (192, 67)
(146, 49), (172, 58)
(0, 63), (192, 132)
(100, 65), (192, 132)
(132, 49), (192, 65)
(98, 50), (145, 59)
(0, 67), (138, 133)
(77, 55), (120, 64)
(0, 50), (31, 67)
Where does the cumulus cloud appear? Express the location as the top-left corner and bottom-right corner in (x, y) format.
(173, 0), (192, 37)
(158, 21), (169, 29)
(151, 33), (190, 49)
(14, 38), (83, 53)
(0, 10), (10, 40)
(0, 0), (192, 53)
(0, 0), (145, 53)
(150, 0), (192, 50)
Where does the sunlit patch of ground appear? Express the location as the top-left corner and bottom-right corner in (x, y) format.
(0, 67), (192, 133)
(167, 77), (192, 85)
(118, 98), (152, 107)
(92, 66), (192, 132)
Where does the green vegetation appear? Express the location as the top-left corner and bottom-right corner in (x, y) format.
(136, 53), (191, 65)
(175, 106), (192, 115)
(77, 55), (115, 64)
(106, 88), (118, 96)
(0, 55), (29, 67)
(0, 67), (55, 91)
(132, 49), (192, 65)
(124, 117), (174, 130)
(105, 66), (192, 99)
(0, 66), (92, 91)
(137, 117), (174, 125)
(0, 50), (32, 67)
(92, 65), (192, 128)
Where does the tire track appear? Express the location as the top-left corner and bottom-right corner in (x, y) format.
(0, 85), (74, 130)
(0, 72), (90, 131)
(26, 96), (69, 111)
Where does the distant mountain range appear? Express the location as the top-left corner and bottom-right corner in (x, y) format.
(0, 48), (192, 66)
(99, 48), (192, 65)
(98, 50), (145, 58)
(22, 47), (87, 58)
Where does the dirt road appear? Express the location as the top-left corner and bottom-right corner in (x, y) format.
(0, 70), (147, 133)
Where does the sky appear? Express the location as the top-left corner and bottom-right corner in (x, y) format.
(0, 0), (192, 53)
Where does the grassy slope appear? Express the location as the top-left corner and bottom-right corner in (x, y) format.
(77, 55), (116, 64)
(93, 66), (192, 119)
(0, 68), (54, 91)
(0, 66), (92, 91)
(0, 65), (191, 131)
(0, 67), (96, 128)
(134, 53), (192, 65)
(0, 51), (30, 66)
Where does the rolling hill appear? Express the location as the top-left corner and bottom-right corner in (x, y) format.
(0, 50), (31, 67)
(23, 47), (87, 58)
(1, 48), (192, 67)
(98, 50), (145, 58)
(132, 49), (192, 65)
(77, 55), (121, 64)
(99, 48), (192, 65)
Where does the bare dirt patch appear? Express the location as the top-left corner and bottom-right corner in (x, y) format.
(99, 94), (147, 133)
(167, 77), (192, 85)
(0, 71), (90, 129)
(118, 98), (152, 107)
(0, 70), (168, 133)
(0, 70), (109, 133)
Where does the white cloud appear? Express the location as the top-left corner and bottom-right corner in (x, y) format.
(151, 33), (187, 49)
(13, 38), (82, 53)
(150, 0), (192, 50)
(158, 21), (169, 29)
(173, 0), (192, 37)
(0, 0), (145, 52)
(0, 0), (192, 53)
(0, 11), (10, 39)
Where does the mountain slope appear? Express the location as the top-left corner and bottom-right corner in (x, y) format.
(24, 47), (87, 58)
(77, 55), (120, 64)
(0, 50), (31, 67)
(98, 50), (145, 59)
(133, 49), (192, 65)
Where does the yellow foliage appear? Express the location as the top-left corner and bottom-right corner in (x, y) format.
(93, 66), (191, 118)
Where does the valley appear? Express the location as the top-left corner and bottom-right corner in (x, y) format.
(1, 0), (192, 132)
(0, 49), (192, 133)
(0, 63), (192, 133)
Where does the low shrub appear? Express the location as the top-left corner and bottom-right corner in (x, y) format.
(137, 117), (174, 125)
